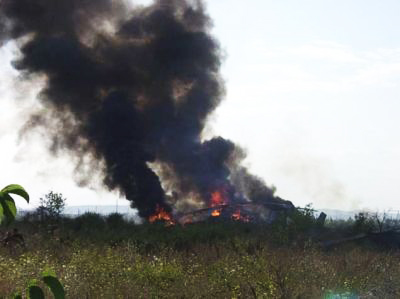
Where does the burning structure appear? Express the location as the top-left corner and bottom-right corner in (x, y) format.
(0, 0), (293, 223)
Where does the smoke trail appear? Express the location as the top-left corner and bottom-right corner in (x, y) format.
(1, 0), (285, 218)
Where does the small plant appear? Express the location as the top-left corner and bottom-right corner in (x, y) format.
(13, 270), (65, 299)
(1, 184), (65, 298)
(0, 184), (29, 225)
(38, 191), (66, 220)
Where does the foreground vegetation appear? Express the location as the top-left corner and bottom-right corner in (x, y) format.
(1, 210), (400, 298)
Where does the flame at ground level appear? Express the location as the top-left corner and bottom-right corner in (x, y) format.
(231, 208), (251, 222)
(211, 209), (222, 217)
(210, 189), (228, 217)
(149, 205), (176, 226)
(148, 190), (263, 225)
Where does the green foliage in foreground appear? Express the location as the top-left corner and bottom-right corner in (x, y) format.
(13, 272), (65, 299)
(1, 219), (400, 298)
(0, 184), (64, 299)
(0, 184), (29, 225)
(2, 193), (399, 298)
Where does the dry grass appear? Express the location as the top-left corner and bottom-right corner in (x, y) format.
(1, 219), (400, 298)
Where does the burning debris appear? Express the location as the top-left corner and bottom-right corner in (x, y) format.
(148, 204), (176, 226)
(231, 209), (250, 222)
(210, 189), (228, 217)
(1, 0), (294, 222)
(150, 193), (294, 226)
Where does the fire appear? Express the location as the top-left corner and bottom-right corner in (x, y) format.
(231, 209), (241, 221)
(210, 189), (228, 217)
(231, 208), (250, 222)
(210, 190), (228, 207)
(211, 209), (222, 217)
(149, 205), (176, 226)
(209, 189), (252, 222)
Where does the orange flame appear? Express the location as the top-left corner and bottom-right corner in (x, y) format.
(211, 209), (222, 217)
(149, 205), (176, 226)
(210, 189), (228, 217)
(231, 208), (250, 222)
(210, 190), (228, 207)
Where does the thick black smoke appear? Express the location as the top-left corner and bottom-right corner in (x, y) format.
(1, 0), (284, 218)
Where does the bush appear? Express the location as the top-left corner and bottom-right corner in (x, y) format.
(37, 191), (66, 221)
(353, 212), (375, 234)
(289, 204), (317, 232)
(269, 204), (318, 245)
(73, 212), (105, 232)
(106, 213), (126, 230)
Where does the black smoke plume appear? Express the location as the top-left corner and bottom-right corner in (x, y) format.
(0, 0), (287, 218)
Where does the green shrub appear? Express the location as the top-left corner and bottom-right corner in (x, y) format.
(353, 212), (375, 234)
(106, 212), (126, 230)
(0, 184), (29, 225)
(0, 184), (65, 298)
(269, 204), (318, 245)
(73, 212), (105, 232)
(37, 191), (66, 221)
(13, 271), (65, 299)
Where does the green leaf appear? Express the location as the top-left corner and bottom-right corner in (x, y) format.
(28, 286), (45, 299)
(1, 184), (29, 203)
(42, 269), (56, 277)
(12, 292), (22, 299)
(0, 193), (16, 225)
(43, 275), (65, 299)
(0, 203), (4, 223)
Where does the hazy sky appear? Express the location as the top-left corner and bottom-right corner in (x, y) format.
(1, 0), (400, 212)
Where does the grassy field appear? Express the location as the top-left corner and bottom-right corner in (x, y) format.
(1, 213), (400, 298)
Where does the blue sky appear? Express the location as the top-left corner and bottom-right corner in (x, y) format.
(1, 0), (400, 212)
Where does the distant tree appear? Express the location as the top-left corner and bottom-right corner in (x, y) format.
(370, 211), (390, 233)
(38, 191), (66, 220)
(353, 212), (375, 234)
